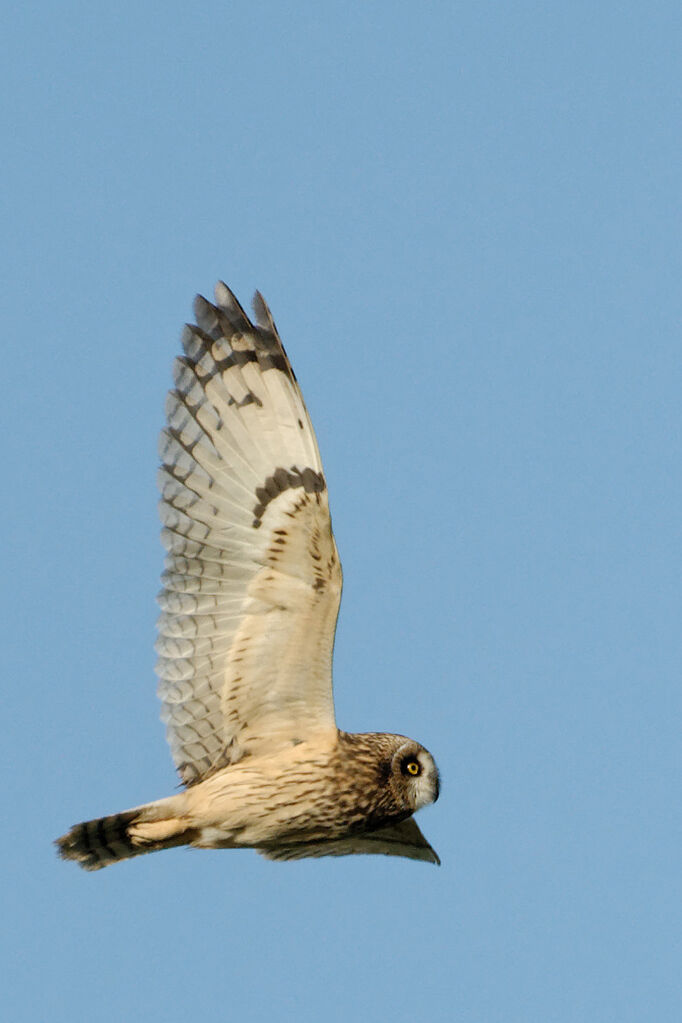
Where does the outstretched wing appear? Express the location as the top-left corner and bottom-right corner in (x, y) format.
(156, 283), (342, 785)
(257, 818), (440, 865)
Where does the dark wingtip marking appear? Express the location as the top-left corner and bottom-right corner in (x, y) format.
(252, 290), (278, 336)
(214, 282), (253, 332)
(187, 285), (296, 382)
(193, 294), (219, 333)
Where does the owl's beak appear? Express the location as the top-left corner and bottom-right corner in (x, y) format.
(432, 770), (440, 803)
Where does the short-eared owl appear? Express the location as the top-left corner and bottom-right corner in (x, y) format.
(57, 284), (440, 870)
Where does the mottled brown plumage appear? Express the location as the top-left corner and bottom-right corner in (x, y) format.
(56, 284), (440, 871)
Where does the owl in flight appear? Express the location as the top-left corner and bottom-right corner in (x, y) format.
(57, 283), (440, 870)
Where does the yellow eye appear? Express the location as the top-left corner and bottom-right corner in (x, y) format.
(406, 760), (420, 776)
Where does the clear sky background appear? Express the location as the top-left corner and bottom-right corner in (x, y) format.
(3, 3), (680, 1021)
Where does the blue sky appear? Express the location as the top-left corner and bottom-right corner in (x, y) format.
(3, 2), (681, 1020)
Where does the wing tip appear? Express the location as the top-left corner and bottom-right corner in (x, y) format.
(251, 290), (278, 335)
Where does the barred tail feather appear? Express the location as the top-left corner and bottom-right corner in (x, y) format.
(56, 802), (191, 871)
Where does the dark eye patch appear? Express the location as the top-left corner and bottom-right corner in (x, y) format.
(400, 756), (422, 777)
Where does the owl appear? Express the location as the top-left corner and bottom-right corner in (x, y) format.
(57, 283), (440, 870)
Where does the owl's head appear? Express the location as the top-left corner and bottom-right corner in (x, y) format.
(390, 739), (440, 812)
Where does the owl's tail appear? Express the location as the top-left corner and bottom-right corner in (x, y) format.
(56, 796), (192, 871)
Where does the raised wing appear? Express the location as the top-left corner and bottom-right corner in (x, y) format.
(257, 817), (440, 865)
(156, 284), (342, 785)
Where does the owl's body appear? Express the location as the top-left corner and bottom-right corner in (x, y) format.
(59, 732), (440, 869)
(57, 283), (440, 871)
